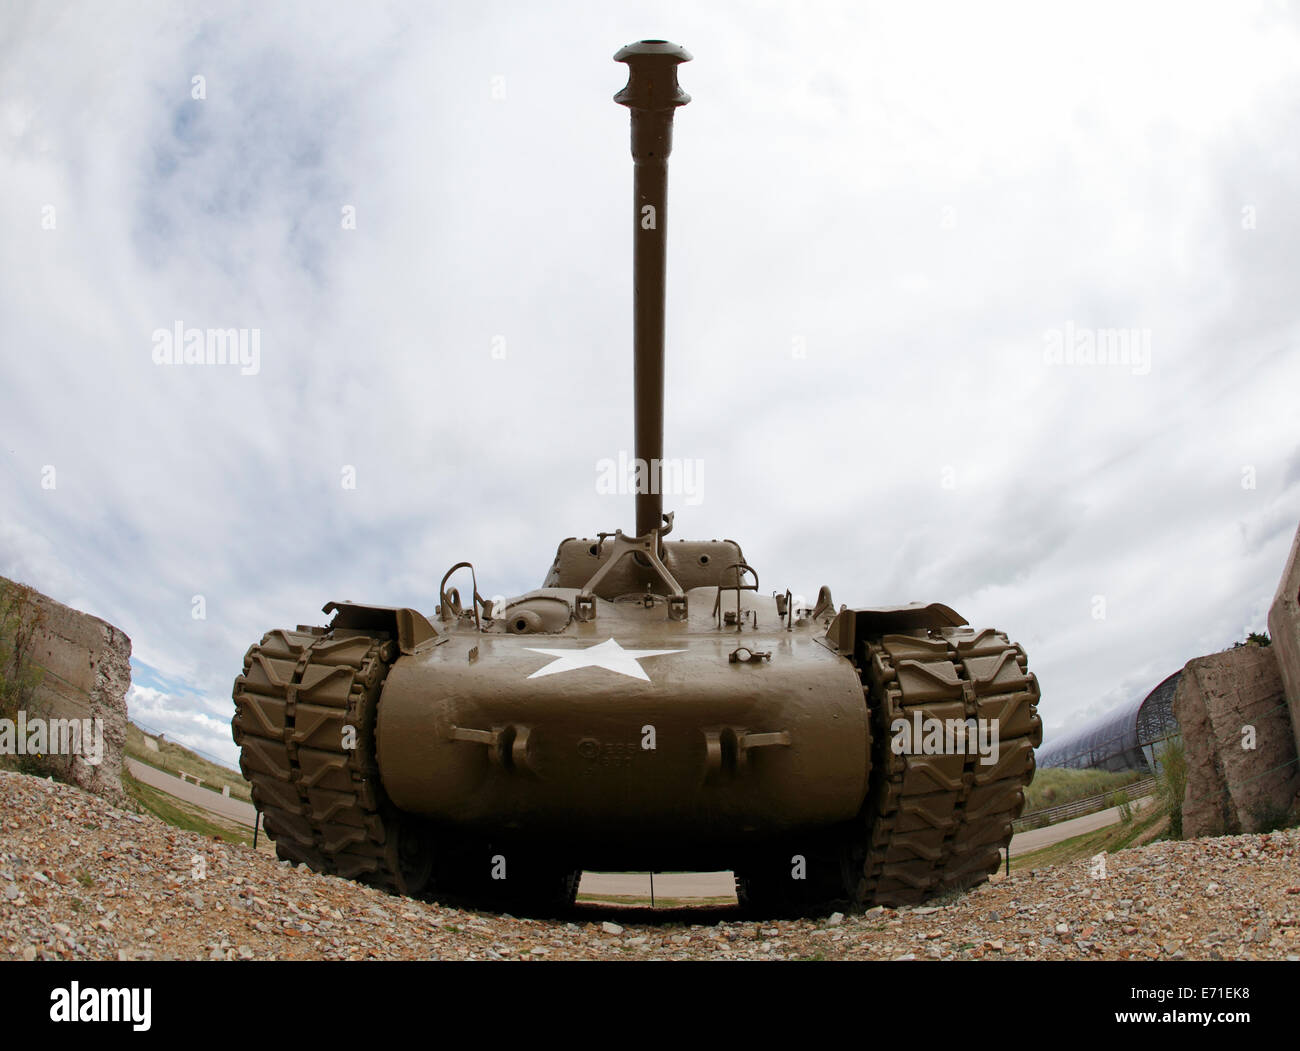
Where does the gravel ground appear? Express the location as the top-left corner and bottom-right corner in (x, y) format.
(3, 770), (1299, 962)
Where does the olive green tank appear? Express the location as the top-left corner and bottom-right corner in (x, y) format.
(231, 40), (1041, 916)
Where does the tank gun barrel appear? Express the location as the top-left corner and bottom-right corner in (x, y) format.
(614, 40), (691, 538)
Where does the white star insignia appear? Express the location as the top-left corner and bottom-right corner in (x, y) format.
(525, 637), (685, 681)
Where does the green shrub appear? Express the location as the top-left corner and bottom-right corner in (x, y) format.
(1023, 767), (1144, 813)
(1155, 737), (1187, 840)
(0, 579), (55, 778)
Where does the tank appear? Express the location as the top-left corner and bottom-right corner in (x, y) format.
(231, 40), (1041, 916)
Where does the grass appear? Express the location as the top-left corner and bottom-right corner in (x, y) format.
(125, 721), (252, 802)
(1155, 737), (1186, 839)
(1010, 800), (1168, 872)
(1022, 767), (1146, 813)
(122, 769), (263, 849)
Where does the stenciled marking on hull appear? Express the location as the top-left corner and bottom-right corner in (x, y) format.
(524, 637), (685, 681)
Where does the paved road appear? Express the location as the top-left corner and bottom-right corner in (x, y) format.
(579, 871), (735, 901)
(126, 758), (257, 827)
(128, 758), (1154, 901)
(1008, 795), (1154, 855)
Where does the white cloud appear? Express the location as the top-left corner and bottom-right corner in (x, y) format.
(3, 2), (1299, 769)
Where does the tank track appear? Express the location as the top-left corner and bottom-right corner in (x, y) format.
(231, 628), (434, 895)
(856, 628), (1041, 905)
(232, 627), (582, 912)
(736, 627), (1041, 913)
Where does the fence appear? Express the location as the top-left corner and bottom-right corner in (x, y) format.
(1013, 777), (1158, 832)
(130, 716), (240, 773)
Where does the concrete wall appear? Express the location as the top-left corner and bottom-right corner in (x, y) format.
(1172, 644), (1300, 837)
(1267, 520), (1300, 759)
(2, 577), (129, 801)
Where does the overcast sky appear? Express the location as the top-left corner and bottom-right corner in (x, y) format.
(2, 1), (1298, 767)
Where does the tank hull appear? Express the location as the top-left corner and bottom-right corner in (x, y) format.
(231, 594), (1041, 911)
(375, 629), (870, 846)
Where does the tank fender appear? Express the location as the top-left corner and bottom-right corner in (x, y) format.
(322, 600), (441, 655)
(824, 603), (967, 655)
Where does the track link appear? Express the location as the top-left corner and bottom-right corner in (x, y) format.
(856, 628), (1041, 906)
(736, 627), (1041, 914)
(231, 628), (432, 895)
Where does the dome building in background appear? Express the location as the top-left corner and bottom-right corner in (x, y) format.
(1037, 671), (1182, 773)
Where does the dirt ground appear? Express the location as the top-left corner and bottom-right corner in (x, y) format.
(3, 771), (1299, 961)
